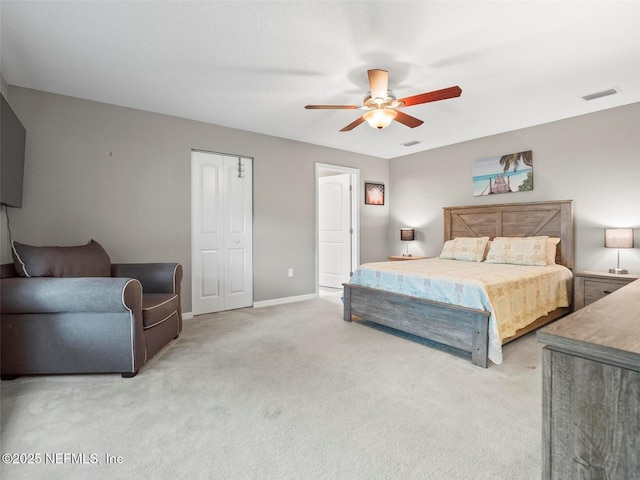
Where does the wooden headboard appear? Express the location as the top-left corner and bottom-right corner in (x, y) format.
(443, 200), (574, 269)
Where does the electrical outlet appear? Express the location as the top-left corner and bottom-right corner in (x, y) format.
(288, 268), (293, 277)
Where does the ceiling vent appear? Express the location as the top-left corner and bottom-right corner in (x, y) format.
(582, 88), (618, 101)
(401, 140), (421, 147)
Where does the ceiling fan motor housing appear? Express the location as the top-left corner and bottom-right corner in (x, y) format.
(363, 90), (403, 110)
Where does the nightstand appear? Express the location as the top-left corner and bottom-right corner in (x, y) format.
(573, 270), (640, 310)
(387, 255), (429, 261)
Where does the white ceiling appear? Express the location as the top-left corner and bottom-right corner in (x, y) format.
(2, 1), (639, 159)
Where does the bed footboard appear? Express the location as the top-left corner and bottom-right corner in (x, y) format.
(343, 283), (491, 368)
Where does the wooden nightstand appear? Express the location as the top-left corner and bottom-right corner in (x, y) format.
(387, 255), (429, 261)
(573, 270), (640, 310)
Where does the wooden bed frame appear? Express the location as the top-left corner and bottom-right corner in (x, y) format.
(343, 200), (574, 367)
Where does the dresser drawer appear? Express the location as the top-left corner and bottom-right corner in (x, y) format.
(583, 279), (627, 305)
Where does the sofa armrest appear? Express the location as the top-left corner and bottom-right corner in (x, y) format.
(1, 277), (142, 314)
(111, 263), (182, 295)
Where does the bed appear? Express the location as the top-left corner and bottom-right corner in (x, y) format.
(342, 200), (574, 368)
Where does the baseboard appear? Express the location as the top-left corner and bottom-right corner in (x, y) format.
(253, 293), (317, 308)
(183, 293), (317, 316)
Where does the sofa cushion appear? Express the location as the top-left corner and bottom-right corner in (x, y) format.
(142, 293), (179, 329)
(12, 240), (111, 278)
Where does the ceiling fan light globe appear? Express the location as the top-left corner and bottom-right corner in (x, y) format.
(364, 109), (397, 129)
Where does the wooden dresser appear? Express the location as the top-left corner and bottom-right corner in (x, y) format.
(537, 278), (640, 479)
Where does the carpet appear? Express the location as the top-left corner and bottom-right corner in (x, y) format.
(1, 294), (543, 479)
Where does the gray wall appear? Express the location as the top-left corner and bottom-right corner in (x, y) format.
(3, 85), (637, 314)
(0, 87), (389, 311)
(388, 102), (640, 274)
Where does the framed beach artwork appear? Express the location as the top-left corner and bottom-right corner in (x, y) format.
(364, 182), (385, 205)
(472, 150), (533, 197)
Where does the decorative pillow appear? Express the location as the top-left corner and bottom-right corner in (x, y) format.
(439, 236), (490, 262)
(485, 236), (548, 266)
(12, 240), (111, 277)
(546, 237), (561, 265)
(438, 239), (458, 259)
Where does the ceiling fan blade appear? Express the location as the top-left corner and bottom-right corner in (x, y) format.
(393, 110), (424, 128)
(305, 105), (359, 109)
(368, 69), (389, 100)
(340, 116), (366, 132)
(398, 86), (462, 107)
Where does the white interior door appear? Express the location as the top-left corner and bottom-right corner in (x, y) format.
(192, 151), (224, 314)
(318, 174), (352, 288)
(223, 157), (253, 310)
(192, 151), (253, 315)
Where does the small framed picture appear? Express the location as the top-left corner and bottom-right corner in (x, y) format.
(364, 182), (385, 205)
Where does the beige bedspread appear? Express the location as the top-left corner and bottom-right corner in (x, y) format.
(349, 258), (573, 363)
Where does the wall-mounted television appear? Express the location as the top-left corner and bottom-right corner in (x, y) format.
(1, 93), (27, 208)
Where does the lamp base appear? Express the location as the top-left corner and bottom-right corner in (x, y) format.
(609, 267), (629, 274)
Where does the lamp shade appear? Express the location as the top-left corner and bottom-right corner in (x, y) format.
(400, 228), (415, 241)
(604, 228), (634, 249)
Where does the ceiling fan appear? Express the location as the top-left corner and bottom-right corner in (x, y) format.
(305, 69), (462, 132)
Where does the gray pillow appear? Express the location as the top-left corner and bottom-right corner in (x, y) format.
(12, 240), (111, 277)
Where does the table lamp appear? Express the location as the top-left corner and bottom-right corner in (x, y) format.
(400, 228), (415, 257)
(604, 228), (634, 274)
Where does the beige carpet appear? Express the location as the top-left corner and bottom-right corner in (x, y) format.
(1, 292), (543, 479)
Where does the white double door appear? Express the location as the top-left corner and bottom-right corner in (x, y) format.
(192, 151), (253, 315)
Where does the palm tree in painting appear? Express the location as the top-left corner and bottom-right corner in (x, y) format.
(499, 150), (532, 172)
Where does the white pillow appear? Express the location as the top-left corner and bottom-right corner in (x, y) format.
(485, 236), (548, 266)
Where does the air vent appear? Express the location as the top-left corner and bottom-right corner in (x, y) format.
(582, 88), (618, 101)
(401, 140), (421, 147)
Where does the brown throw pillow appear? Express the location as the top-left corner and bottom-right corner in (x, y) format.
(12, 239), (111, 277)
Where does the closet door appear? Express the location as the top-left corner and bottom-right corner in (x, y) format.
(222, 156), (253, 310)
(192, 151), (253, 315)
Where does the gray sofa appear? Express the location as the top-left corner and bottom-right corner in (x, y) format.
(1, 240), (182, 379)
